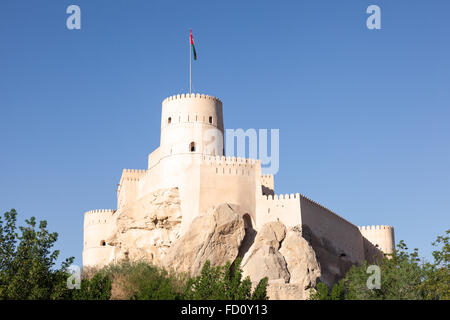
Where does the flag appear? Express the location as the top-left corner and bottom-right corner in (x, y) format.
(190, 29), (197, 60)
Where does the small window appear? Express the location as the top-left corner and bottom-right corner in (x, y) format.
(100, 240), (106, 246)
(209, 116), (213, 124)
(189, 142), (195, 152)
(168, 117), (171, 124)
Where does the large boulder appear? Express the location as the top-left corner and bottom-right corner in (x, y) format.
(162, 203), (245, 275)
(276, 226), (321, 299)
(242, 223), (321, 300)
(241, 222), (290, 284)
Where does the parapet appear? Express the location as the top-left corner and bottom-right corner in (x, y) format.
(358, 225), (394, 231)
(85, 209), (116, 215)
(202, 155), (260, 167)
(359, 225), (395, 255)
(84, 209), (115, 226)
(262, 193), (301, 200)
(299, 194), (360, 229)
(162, 93), (222, 105)
(120, 169), (148, 182)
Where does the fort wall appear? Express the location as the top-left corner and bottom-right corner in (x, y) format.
(147, 147), (161, 169)
(256, 194), (301, 229)
(117, 169), (147, 210)
(198, 155), (261, 226)
(299, 195), (365, 263)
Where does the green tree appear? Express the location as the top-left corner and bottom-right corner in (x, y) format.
(421, 230), (450, 300)
(330, 280), (346, 300)
(310, 233), (450, 300)
(309, 282), (331, 300)
(0, 209), (74, 299)
(184, 258), (268, 300)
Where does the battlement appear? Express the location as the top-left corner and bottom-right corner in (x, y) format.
(359, 225), (394, 231)
(202, 155), (260, 166)
(85, 209), (115, 215)
(299, 194), (360, 229)
(120, 169), (148, 182)
(84, 209), (115, 226)
(359, 224), (395, 255)
(262, 193), (300, 200)
(162, 93), (222, 105)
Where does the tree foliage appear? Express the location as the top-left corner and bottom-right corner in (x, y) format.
(72, 272), (112, 300)
(310, 231), (450, 300)
(0, 209), (74, 299)
(0, 209), (112, 300)
(103, 261), (186, 300)
(184, 258), (268, 300)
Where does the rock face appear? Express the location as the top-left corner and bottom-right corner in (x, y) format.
(106, 187), (182, 264)
(162, 203), (246, 275)
(241, 223), (321, 300)
(104, 197), (321, 299)
(241, 222), (290, 283)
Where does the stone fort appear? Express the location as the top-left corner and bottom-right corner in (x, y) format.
(83, 93), (395, 287)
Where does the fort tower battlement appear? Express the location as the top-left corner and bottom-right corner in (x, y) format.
(160, 93), (224, 158)
(359, 225), (395, 255)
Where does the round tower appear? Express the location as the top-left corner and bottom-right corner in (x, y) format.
(359, 225), (395, 255)
(160, 93), (224, 158)
(82, 209), (116, 267)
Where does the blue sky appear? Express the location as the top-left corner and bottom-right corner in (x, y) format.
(1, 0), (449, 266)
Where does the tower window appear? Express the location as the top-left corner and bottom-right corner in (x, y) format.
(100, 240), (106, 246)
(189, 142), (196, 152)
(167, 117), (171, 124)
(209, 116), (213, 124)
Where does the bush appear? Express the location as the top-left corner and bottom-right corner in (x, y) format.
(184, 258), (268, 300)
(103, 261), (186, 300)
(72, 272), (112, 300)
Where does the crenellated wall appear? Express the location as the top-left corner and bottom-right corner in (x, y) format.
(117, 169), (147, 210)
(299, 195), (365, 264)
(256, 194), (301, 229)
(198, 155), (260, 227)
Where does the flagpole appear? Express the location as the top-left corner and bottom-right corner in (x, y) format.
(189, 30), (192, 94)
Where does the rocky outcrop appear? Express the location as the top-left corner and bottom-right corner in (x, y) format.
(241, 223), (321, 300)
(106, 187), (182, 264)
(241, 222), (290, 283)
(162, 203), (246, 275)
(104, 197), (321, 299)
